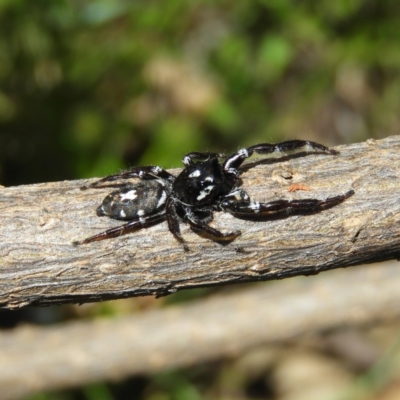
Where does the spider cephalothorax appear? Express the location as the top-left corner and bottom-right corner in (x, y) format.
(74, 140), (354, 251)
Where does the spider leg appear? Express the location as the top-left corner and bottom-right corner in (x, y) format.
(187, 218), (241, 243)
(182, 152), (225, 166)
(223, 140), (337, 174)
(192, 209), (214, 224)
(184, 208), (241, 243)
(165, 197), (189, 251)
(81, 166), (175, 190)
(73, 212), (165, 245)
(221, 189), (355, 219)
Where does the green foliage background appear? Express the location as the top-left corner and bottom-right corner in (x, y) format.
(1, 1), (400, 399)
(1, 0), (399, 187)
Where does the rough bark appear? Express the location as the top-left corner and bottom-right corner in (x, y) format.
(1, 136), (399, 309)
(0, 261), (399, 400)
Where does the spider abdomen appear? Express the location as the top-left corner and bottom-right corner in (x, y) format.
(97, 180), (168, 221)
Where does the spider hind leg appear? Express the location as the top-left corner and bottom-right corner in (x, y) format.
(73, 212), (165, 245)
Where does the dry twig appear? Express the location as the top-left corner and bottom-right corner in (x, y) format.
(1, 136), (400, 308)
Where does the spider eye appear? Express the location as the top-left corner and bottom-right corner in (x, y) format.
(200, 180), (209, 188)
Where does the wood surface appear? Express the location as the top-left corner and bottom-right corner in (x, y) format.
(1, 136), (399, 309)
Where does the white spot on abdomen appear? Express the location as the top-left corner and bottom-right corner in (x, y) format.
(120, 190), (137, 201)
(157, 191), (167, 208)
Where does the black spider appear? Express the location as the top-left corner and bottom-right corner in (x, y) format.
(74, 140), (354, 251)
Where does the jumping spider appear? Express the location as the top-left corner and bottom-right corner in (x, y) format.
(74, 140), (354, 251)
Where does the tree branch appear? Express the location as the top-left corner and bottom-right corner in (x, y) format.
(1, 136), (399, 308)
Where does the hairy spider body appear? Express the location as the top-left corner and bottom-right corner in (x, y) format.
(97, 180), (169, 221)
(173, 157), (234, 205)
(74, 140), (354, 251)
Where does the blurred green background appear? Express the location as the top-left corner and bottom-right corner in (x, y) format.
(1, 0), (399, 187)
(1, 0), (400, 399)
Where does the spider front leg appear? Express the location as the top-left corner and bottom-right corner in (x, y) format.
(220, 189), (355, 219)
(183, 206), (241, 243)
(165, 198), (240, 251)
(223, 140), (337, 174)
(73, 212), (166, 245)
(165, 197), (190, 252)
(187, 217), (241, 244)
(81, 166), (175, 190)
